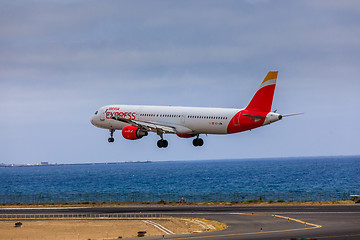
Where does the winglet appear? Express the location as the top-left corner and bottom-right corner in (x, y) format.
(245, 71), (278, 113)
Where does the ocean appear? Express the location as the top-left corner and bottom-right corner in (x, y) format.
(1, 156), (359, 195)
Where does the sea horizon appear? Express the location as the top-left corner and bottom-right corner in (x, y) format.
(2, 154), (360, 167)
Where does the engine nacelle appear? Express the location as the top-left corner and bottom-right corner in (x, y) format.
(122, 126), (148, 140)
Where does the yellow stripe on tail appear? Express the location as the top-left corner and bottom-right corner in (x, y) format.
(261, 71), (278, 84)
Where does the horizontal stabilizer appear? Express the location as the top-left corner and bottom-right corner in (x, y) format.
(242, 114), (266, 121)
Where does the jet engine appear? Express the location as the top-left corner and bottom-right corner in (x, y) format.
(122, 126), (148, 140)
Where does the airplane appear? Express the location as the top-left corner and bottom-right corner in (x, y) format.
(91, 71), (300, 148)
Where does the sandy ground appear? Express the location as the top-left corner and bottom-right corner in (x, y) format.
(0, 218), (226, 240)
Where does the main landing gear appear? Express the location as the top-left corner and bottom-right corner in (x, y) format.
(108, 129), (115, 143)
(157, 130), (168, 148)
(193, 136), (204, 147)
(157, 139), (168, 148)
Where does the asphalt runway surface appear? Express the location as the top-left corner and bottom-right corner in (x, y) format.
(1, 205), (360, 240)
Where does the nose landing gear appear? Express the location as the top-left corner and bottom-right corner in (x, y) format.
(108, 129), (115, 143)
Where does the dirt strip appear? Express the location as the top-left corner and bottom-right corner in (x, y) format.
(0, 217), (226, 240)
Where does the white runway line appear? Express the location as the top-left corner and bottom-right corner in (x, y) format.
(143, 220), (174, 235)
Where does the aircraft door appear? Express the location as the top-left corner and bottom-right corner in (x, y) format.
(181, 112), (186, 124)
(100, 109), (106, 121)
(135, 107), (143, 121)
(233, 112), (240, 126)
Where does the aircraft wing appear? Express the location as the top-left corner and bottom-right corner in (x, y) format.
(112, 117), (177, 134)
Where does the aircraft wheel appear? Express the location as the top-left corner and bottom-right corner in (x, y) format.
(193, 138), (204, 147)
(198, 138), (204, 146)
(108, 137), (114, 143)
(157, 139), (168, 148)
(162, 140), (168, 148)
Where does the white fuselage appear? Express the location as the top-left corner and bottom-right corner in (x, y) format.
(91, 105), (243, 135)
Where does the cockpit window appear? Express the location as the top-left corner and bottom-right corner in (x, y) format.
(94, 111), (98, 115)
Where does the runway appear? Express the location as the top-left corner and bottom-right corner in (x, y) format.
(1, 205), (360, 240)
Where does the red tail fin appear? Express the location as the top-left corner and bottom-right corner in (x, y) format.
(245, 71), (278, 113)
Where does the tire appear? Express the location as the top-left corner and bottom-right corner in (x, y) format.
(193, 139), (198, 146)
(198, 138), (204, 146)
(163, 140), (168, 148)
(157, 140), (163, 148)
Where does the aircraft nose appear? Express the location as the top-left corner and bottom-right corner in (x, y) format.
(90, 115), (96, 126)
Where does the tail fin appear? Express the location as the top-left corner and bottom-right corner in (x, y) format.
(245, 71), (278, 112)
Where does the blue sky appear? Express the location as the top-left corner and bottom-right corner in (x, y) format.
(1, 0), (360, 164)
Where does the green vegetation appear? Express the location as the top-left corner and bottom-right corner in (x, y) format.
(0, 199), (358, 207)
(157, 200), (167, 204)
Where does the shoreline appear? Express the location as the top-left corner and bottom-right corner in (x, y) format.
(0, 200), (358, 208)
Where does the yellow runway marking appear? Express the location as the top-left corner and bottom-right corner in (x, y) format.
(170, 213), (322, 240)
(229, 212), (256, 216)
(273, 214), (322, 228)
(230, 212), (321, 228)
(230, 212), (269, 216)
